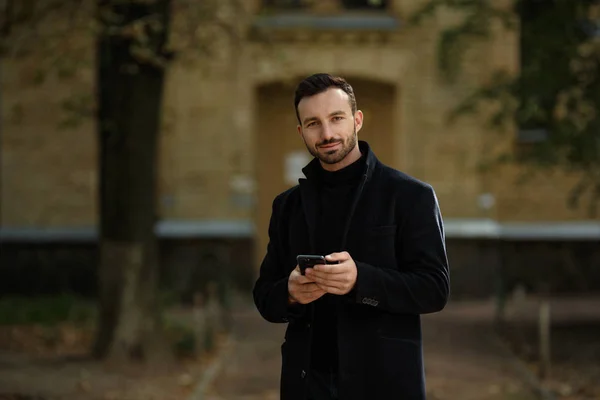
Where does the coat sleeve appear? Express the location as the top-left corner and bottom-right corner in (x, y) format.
(352, 185), (450, 315)
(253, 195), (306, 323)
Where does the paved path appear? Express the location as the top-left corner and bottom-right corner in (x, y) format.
(202, 297), (537, 400)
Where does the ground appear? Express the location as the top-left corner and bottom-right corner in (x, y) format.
(1, 294), (599, 400)
(501, 295), (600, 400)
(201, 297), (538, 400)
(0, 298), (226, 400)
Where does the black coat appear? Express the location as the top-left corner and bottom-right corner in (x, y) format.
(253, 141), (450, 400)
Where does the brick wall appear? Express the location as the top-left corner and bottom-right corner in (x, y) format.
(1, 0), (595, 231)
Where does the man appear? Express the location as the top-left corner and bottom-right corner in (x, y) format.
(253, 73), (450, 400)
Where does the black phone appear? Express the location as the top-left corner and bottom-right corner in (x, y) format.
(297, 255), (327, 275)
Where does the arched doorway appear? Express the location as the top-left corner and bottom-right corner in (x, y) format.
(253, 78), (397, 269)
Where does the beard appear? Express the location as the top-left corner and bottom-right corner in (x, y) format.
(304, 126), (358, 165)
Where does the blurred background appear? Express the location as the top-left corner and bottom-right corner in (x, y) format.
(0, 0), (599, 399)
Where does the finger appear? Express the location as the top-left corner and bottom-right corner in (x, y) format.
(291, 270), (314, 284)
(317, 283), (345, 295)
(307, 269), (348, 282)
(300, 283), (324, 293)
(309, 286), (327, 296)
(293, 282), (318, 294)
(299, 267), (322, 284)
(325, 251), (350, 263)
(289, 266), (301, 278)
(327, 288), (345, 295)
(292, 276), (313, 286)
(311, 262), (349, 275)
(312, 276), (345, 291)
(290, 284), (316, 299)
(303, 267), (317, 278)
(298, 286), (326, 302)
(306, 292), (325, 303)
(298, 274), (315, 284)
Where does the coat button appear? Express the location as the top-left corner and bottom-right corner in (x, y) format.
(301, 370), (306, 379)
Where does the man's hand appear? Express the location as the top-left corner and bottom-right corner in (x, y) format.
(305, 251), (357, 295)
(288, 266), (326, 305)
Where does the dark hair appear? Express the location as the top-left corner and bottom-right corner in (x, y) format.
(294, 73), (357, 124)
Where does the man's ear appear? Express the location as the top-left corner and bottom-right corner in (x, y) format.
(354, 110), (364, 133)
(297, 125), (302, 137)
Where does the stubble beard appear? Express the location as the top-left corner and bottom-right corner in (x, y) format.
(305, 126), (358, 165)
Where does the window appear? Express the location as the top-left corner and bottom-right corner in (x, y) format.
(342, 0), (388, 10)
(263, 0), (307, 9)
(262, 0), (388, 11)
(516, 0), (557, 144)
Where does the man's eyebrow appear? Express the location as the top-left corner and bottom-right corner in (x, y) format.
(302, 116), (318, 125)
(302, 111), (347, 125)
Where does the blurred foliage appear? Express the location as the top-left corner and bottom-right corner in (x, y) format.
(0, 0), (248, 66)
(0, 291), (225, 358)
(409, 0), (518, 83)
(167, 321), (216, 359)
(59, 93), (96, 129)
(1, 0), (252, 130)
(164, 318), (198, 358)
(411, 0), (600, 215)
(0, 294), (96, 326)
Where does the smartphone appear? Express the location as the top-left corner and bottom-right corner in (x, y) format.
(297, 254), (328, 275)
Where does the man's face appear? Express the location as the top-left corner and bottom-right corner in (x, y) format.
(296, 88), (363, 167)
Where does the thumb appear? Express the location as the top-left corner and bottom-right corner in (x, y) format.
(325, 251), (350, 263)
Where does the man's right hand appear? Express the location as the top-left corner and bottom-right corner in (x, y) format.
(288, 266), (326, 305)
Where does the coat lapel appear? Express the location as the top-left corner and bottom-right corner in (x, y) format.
(299, 178), (318, 253)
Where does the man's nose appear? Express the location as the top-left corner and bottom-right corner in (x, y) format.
(321, 122), (335, 140)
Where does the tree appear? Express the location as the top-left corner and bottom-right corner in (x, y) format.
(410, 0), (600, 216)
(92, 0), (172, 361)
(1, 0), (247, 362)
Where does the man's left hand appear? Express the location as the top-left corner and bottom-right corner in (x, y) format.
(305, 251), (357, 295)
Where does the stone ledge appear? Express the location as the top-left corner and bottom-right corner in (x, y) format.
(1, 219), (598, 242)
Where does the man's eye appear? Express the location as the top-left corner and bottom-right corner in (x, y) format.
(332, 116), (343, 121)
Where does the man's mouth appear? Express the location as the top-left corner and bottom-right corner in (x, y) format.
(319, 142), (341, 149)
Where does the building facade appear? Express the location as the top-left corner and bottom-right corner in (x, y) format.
(1, 0), (599, 297)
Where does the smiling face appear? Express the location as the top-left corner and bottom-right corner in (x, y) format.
(296, 88), (363, 171)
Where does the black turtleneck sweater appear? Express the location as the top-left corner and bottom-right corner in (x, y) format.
(310, 154), (366, 373)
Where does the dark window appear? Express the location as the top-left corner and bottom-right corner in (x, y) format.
(262, 0), (388, 10)
(263, 0), (307, 9)
(342, 0), (388, 10)
(516, 0), (557, 143)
